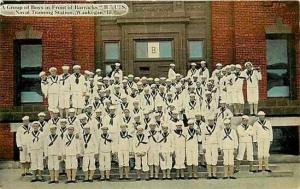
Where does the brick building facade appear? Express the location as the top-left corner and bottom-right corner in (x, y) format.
(0, 1), (299, 160)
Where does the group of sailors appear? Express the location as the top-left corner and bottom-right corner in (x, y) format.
(16, 61), (273, 184)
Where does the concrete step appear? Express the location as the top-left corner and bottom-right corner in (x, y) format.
(37, 170), (293, 181)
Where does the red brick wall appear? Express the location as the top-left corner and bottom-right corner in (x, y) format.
(212, 1), (300, 100)
(0, 17), (95, 107)
(0, 123), (14, 160)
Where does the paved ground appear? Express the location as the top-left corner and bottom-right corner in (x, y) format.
(0, 163), (299, 189)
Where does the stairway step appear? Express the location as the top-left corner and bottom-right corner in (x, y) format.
(39, 170), (293, 181)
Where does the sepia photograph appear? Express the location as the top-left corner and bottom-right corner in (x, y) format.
(0, 0), (299, 189)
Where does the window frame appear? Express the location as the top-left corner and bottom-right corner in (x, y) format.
(14, 39), (43, 105)
(187, 38), (205, 61)
(134, 39), (174, 62)
(103, 41), (121, 63)
(265, 34), (295, 99)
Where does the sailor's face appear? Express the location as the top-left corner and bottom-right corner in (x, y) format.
(258, 115), (265, 121)
(50, 128), (56, 134)
(242, 119), (248, 125)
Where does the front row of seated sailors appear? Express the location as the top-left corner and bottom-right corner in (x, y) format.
(16, 110), (272, 183)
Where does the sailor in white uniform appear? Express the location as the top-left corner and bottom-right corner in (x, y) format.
(58, 66), (71, 118)
(253, 111), (273, 172)
(219, 119), (238, 179)
(111, 63), (123, 81)
(172, 123), (186, 179)
(98, 126), (113, 180)
(168, 63), (177, 80)
(147, 122), (161, 179)
(47, 67), (60, 112)
(159, 124), (173, 180)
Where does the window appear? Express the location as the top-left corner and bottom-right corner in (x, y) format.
(104, 42), (120, 61)
(135, 40), (172, 59)
(15, 40), (43, 104)
(188, 40), (204, 59)
(266, 35), (293, 98)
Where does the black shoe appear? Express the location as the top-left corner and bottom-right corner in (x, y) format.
(229, 176), (237, 179)
(31, 179), (38, 182)
(72, 180), (77, 183)
(26, 172), (33, 176)
(54, 181), (59, 184)
(265, 169), (272, 173)
(83, 179), (89, 182)
(180, 176), (185, 180)
(212, 176), (218, 179)
(234, 169), (239, 173)
(125, 177), (130, 180)
(249, 170), (256, 173)
(167, 177), (172, 180)
(21, 173), (26, 177)
(136, 178), (141, 181)
(149, 176), (154, 180)
(48, 181), (55, 184)
(89, 179), (93, 182)
(175, 176), (180, 180)
(38, 178), (45, 182)
(257, 170), (262, 173)
(154, 177), (159, 180)
(223, 177), (229, 179)
(188, 176), (193, 180)
(106, 178), (111, 181)
(65, 180), (72, 184)
(207, 176), (212, 180)
(119, 177), (124, 180)
(100, 177), (105, 181)
(162, 177), (166, 180)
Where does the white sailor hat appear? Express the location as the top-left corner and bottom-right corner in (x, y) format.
(101, 126), (109, 130)
(257, 111), (266, 116)
(97, 82), (104, 85)
(200, 60), (206, 65)
(205, 91), (212, 95)
(219, 100), (226, 104)
(73, 65), (81, 69)
(49, 67), (57, 72)
(189, 93), (196, 97)
(95, 109), (102, 113)
(49, 124), (57, 129)
(167, 92), (173, 96)
(168, 103), (175, 107)
(216, 63), (222, 67)
(141, 76), (147, 80)
(235, 64), (242, 69)
(69, 108), (76, 113)
(114, 85), (120, 88)
(122, 79), (128, 83)
(176, 73), (181, 77)
(96, 69), (101, 72)
(83, 124), (90, 129)
(137, 81), (143, 85)
(160, 77), (166, 80)
(128, 74), (134, 78)
(89, 78), (94, 81)
(84, 70), (90, 75)
(22, 116), (29, 121)
(192, 75), (198, 78)
(242, 115), (249, 120)
(207, 115), (215, 120)
(176, 122), (183, 126)
(150, 84), (156, 88)
(154, 113), (161, 117)
(137, 125), (144, 130)
(175, 84), (182, 89)
(103, 77), (109, 80)
(114, 73), (120, 78)
(133, 99), (140, 104)
(38, 112), (46, 117)
(85, 93), (90, 97)
(52, 109), (59, 114)
(188, 119), (195, 125)
(190, 62), (196, 66)
(224, 119), (231, 124)
(244, 61), (253, 67)
(134, 115), (140, 119)
(109, 106), (116, 110)
(134, 77), (140, 80)
(172, 110), (179, 114)
(32, 121), (41, 126)
(207, 81), (213, 86)
(115, 63), (121, 67)
(154, 78), (160, 82)
(79, 115), (87, 120)
(60, 118), (67, 123)
(62, 65), (70, 70)
(67, 125), (75, 129)
(89, 72), (94, 76)
(147, 78), (153, 81)
(39, 71), (46, 77)
(170, 63), (175, 67)
(162, 124), (169, 128)
(123, 76), (128, 80)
